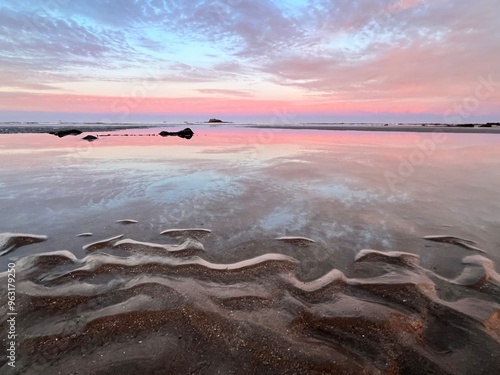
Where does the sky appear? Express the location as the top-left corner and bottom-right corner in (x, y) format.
(0, 0), (499, 123)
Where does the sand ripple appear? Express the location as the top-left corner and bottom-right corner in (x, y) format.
(424, 235), (486, 253)
(113, 238), (205, 256)
(115, 219), (138, 225)
(452, 255), (500, 299)
(76, 233), (93, 237)
(82, 234), (124, 251)
(160, 228), (212, 239)
(275, 236), (316, 245)
(1, 235), (499, 375)
(0, 232), (47, 256)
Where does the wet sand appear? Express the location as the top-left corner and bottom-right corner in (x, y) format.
(0, 230), (499, 374)
(0, 127), (499, 374)
(1, 123), (500, 135)
(250, 123), (500, 134)
(0, 125), (151, 134)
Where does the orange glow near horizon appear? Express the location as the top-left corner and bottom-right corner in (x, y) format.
(1, 1), (499, 123)
(0, 92), (455, 117)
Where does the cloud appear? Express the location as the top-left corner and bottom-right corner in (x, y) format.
(0, 91), (289, 115)
(197, 88), (254, 97)
(255, 0), (500, 106)
(0, 4), (144, 91)
(0, 0), (498, 120)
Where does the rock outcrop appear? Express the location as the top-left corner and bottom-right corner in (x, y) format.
(159, 128), (194, 139)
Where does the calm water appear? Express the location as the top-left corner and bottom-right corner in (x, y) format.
(1, 125), (500, 374)
(1, 126), (500, 273)
(0, 126), (500, 274)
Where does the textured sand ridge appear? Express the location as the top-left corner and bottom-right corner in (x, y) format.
(0, 230), (499, 375)
(0, 233), (47, 256)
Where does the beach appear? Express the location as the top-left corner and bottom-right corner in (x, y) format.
(0, 125), (499, 374)
(250, 123), (500, 134)
(2, 122), (500, 135)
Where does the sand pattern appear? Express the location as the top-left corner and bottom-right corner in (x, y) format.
(160, 228), (212, 239)
(424, 235), (487, 253)
(0, 231), (498, 375)
(275, 236), (316, 245)
(0, 233), (47, 256)
(115, 220), (139, 225)
(82, 234), (124, 252)
(112, 238), (205, 257)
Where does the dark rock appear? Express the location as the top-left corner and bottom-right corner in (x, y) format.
(82, 135), (98, 142)
(486, 122), (500, 126)
(456, 124), (475, 127)
(205, 118), (232, 124)
(50, 129), (82, 137)
(159, 128), (194, 140)
(479, 124), (492, 128)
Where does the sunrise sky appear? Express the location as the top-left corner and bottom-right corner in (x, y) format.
(0, 0), (499, 123)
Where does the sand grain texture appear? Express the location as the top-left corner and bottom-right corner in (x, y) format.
(1, 236), (499, 375)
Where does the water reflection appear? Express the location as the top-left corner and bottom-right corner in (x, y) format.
(2, 126), (500, 375)
(0, 127), (499, 271)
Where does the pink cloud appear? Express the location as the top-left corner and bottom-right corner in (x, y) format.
(197, 89), (254, 98)
(0, 91), (470, 118)
(388, 0), (431, 12)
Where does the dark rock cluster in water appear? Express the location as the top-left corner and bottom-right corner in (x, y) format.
(49, 129), (82, 137)
(159, 127), (194, 139)
(82, 135), (98, 142)
(44, 127), (196, 141)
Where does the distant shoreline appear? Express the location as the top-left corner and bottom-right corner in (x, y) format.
(1, 123), (500, 134)
(0, 124), (152, 134)
(247, 124), (500, 134)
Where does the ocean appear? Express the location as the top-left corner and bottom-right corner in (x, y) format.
(1, 124), (499, 374)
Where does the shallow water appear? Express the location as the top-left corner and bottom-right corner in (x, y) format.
(1, 126), (499, 374)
